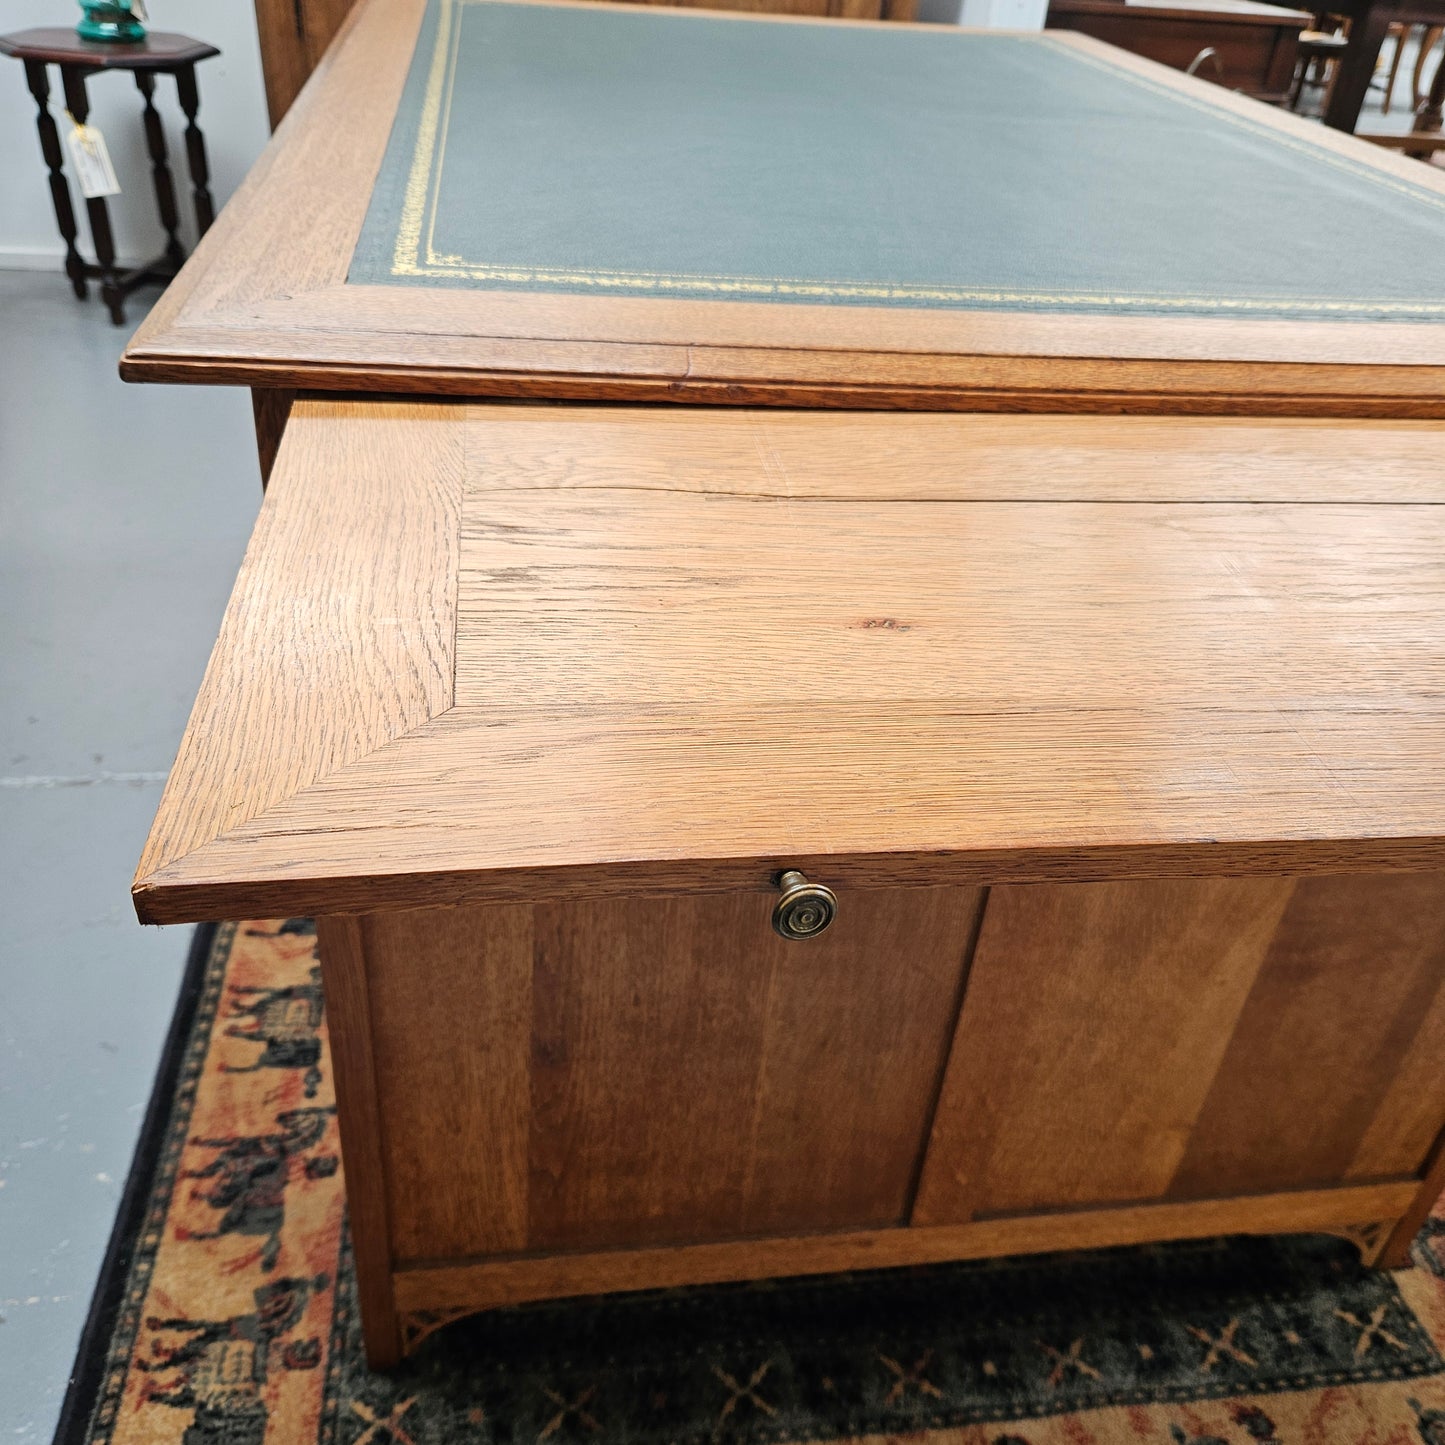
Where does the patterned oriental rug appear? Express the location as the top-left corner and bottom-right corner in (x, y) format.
(55, 920), (1445, 1445)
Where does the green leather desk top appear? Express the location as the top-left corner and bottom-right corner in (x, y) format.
(348, 0), (1445, 321)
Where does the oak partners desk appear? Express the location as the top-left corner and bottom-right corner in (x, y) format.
(121, 0), (1445, 444)
(135, 402), (1445, 1367)
(127, 0), (1445, 1374)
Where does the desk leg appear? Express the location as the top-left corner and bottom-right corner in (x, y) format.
(1323, 2), (1397, 132)
(23, 60), (87, 299)
(60, 65), (125, 325)
(252, 388), (296, 491)
(135, 72), (185, 271)
(175, 65), (215, 236)
(314, 916), (402, 1369)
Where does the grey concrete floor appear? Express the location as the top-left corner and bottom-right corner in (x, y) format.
(0, 269), (260, 1440)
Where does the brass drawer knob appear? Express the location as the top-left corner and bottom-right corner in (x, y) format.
(772, 870), (838, 940)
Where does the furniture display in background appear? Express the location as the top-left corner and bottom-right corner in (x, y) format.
(252, 0), (917, 128)
(1288, 24), (1349, 109)
(1415, 27), (1445, 136)
(252, 0), (354, 128)
(1044, 0), (1311, 101)
(1320, 0), (1445, 132)
(1380, 20), (1442, 112)
(1393, 19), (1445, 153)
(0, 28), (218, 325)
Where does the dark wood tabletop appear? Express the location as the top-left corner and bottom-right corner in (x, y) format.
(0, 28), (219, 69)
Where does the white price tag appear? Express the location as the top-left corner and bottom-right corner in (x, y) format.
(65, 118), (121, 200)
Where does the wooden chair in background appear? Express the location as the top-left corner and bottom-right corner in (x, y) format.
(1289, 22), (1349, 109)
(1381, 20), (1443, 112)
(1286, 9), (1441, 117)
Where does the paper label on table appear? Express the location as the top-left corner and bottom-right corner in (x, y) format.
(65, 121), (121, 200)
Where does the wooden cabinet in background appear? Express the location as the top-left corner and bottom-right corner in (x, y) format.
(252, 0), (356, 129)
(1045, 0), (1311, 101)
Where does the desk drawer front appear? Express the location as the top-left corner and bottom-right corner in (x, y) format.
(914, 873), (1445, 1225)
(362, 886), (985, 1263)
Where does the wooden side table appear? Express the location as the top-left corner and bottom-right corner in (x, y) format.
(0, 29), (219, 325)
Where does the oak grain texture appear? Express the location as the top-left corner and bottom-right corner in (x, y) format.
(139, 396), (1445, 1365)
(1169, 872), (1445, 1197)
(133, 400), (463, 907)
(133, 401), (1445, 924)
(912, 878), (1298, 1221)
(357, 890), (981, 1262)
(524, 887), (984, 1250)
(390, 1179), (1421, 1319)
(121, 0), (1445, 415)
(913, 876), (1445, 1224)
(455, 407), (1445, 501)
(362, 906), (534, 1263)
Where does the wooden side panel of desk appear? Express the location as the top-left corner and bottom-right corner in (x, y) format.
(913, 874), (1445, 1224)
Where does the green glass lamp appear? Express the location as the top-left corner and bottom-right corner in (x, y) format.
(76, 0), (147, 43)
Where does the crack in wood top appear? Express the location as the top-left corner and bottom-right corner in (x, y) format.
(134, 402), (1445, 922)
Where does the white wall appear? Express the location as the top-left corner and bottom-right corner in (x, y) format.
(0, 0), (270, 269)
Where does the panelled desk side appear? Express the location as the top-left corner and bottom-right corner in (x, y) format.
(136, 402), (1445, 1366)
(119, 0), (1445, 428)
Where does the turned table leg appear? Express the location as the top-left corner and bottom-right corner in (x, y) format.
(23, 59), (87, 299)
(175, 64), (215, 236)
(59, 63), (125, 325)
(135, 71), (185, 271)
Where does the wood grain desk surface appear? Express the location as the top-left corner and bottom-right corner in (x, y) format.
(134, 403), (1445, 923)
(120, 0), (1445, 416)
